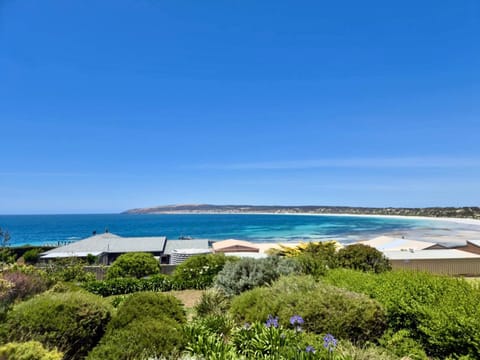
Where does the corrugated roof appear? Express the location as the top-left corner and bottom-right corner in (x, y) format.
(385, 249), (480, 260)
(41, 233), (167, 258)
(359, 236), (437, 251)
(164, 239), (211, 254)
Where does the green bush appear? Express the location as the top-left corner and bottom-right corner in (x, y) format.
(109, 291), (186, 330)
(83, 274), (175, 296)
(3, 291), (112, 359)
(44, 258), (96, 283)
(88, 292), (186, 360)
(336, 244), (391, 273)
(0, 341), (63, 360)
(87, 318), (184, 360)
(379, 330), (428, 360)
(230, 275), (387, 343)
(214, 256), (302, 296)
(106, 252), (160, 279)
(172, 253), (233, 289)
(322, 268), (480, 358)
(22, 249), (42, 265)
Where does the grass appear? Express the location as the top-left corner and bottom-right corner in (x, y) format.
(167, 289), (204, 308)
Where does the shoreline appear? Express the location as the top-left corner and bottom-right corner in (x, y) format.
(137, 211), (480, 228)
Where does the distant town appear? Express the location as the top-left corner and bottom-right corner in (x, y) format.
(123, 204), (480, 219)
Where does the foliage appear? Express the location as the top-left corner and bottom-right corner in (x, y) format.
(0, 227), (15, 265)
(0, 341), (63, 360)
(214, 256), (301, 296)
(0, 267), (50, 320)
(229, 275), (386, 344)
(87, 318), (185, 360)
(172, 253), (233, 289)
(44, 258), (96, 283)
(185, 315), (349, 360)
(2, 291), (112, 359)
(106, 252), (160, 279)
(108, 291), (186, 330)
(379, 330), (428, 360)
(194, 288), (230, 318)
(88, 291), (186, 360)
(322, 268), (480, 358)
(83, 274), (175, 296)
(86, 253), (97, 265)
(336, 244), (391, 273)
(22, 249), (42, 265)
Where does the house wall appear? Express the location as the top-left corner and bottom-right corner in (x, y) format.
(390, 258), (480, 276)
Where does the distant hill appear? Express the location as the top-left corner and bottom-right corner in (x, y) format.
(122, 204), (480, 219)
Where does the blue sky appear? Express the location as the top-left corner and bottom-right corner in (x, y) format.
(0, 0), (479, 214)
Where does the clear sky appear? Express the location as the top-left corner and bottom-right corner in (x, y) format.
(0, 0), (479, 214)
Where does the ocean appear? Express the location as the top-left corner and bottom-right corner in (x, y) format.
(0, 213), (442, 247)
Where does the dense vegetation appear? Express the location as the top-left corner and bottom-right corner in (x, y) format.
(1, 246), (480, 359)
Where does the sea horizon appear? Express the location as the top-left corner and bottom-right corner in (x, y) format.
(2, 212), (480, 248)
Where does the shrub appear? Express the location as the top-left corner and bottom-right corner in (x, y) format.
(214, 256), (302, 296)
(44, 258), (96, 283)
(0, 341), (63, 360)
(109, 291), (186, 330)
(336, 244), (391, 273)
(3, 291), (112, 359)
(1, 270), (49, 303)
(87, 318), (185, 360)
(379, 330), (428, 360)
(83, 274), (174, 296)
(194, 288), (230, 318)
(322, 268), (480, 358)
(172, 253), (233, 289)
(106, 252), (160, 279)
(230, 275), (387, 343)
(22, 249), (42, 265)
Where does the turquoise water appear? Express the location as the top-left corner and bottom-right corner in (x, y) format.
(0, 213), (438, 246)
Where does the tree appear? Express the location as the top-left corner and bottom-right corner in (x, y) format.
(0, 227), (14, 264)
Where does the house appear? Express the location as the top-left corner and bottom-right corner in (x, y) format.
(358, 236), (442, 252)
(384, 249), (480, 276)
(212, 239), (260, 253)
(40, 233), (211, 265)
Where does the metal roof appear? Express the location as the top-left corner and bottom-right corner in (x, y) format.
(359, 236), (438, 251)
(384, 249), (480, 260)
(41, 233), (167, 258)
(163, 239), (211, 254)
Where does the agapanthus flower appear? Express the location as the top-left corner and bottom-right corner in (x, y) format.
(305, 345), (316, 353)
(323, 333), (337, 351)
(289, 315), (304, 326)
(265, 314), (279, 328)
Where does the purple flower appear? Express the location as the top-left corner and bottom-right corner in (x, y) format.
(289, 315), (304, 326)
(323, 334), (337, 351)
(265, 314), (279, 328)
(305, 345), (316, 353)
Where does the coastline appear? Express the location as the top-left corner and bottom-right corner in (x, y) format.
(141, 211), (480, 228)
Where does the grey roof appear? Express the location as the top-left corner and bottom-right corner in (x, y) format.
(468, 240), (480, 247)
(384, 249), (480, 260)
(163, 239), (212, 254)
(41, 233), (167, 258)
